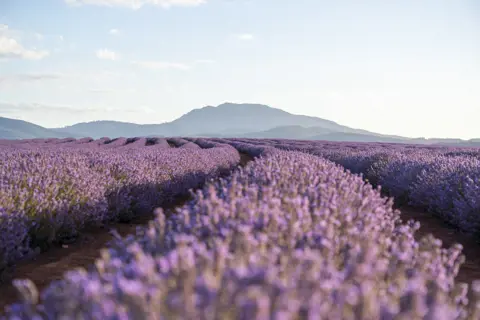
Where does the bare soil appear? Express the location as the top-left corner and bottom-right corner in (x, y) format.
(399, 206), (480, 283)
(0, 152), (253, 312)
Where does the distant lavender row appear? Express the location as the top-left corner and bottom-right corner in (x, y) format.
(0, 145), (241, 281)
(208, 138), (279, 157)
(5, 151), (479, 319)
(165, 137), (199, 149)
(0, 137), (174, 150)
(217, 138), (480, 236)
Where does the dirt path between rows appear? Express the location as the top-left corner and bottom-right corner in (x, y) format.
(0, 152), (254, 312)
(399, 206), (480, 283)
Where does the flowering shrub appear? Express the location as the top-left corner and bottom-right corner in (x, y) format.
(166, 138), (191, 147)
(4, 151), (480, 319)
(0, 142), (240, 281)
(220, 139), (480, 236)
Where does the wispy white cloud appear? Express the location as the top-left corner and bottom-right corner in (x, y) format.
(0, 73), (63, 87)
(235, 33), (254, 41)
(0, 25), (49, 60)
(0, 102), (84, 114)
(88, 87), (137, 94)
(33, 32), (64, 43)
(0, 102), (143, 115)
(34, 33), (44, 41)
(88, 88), (115, 94)
(0, 101), (157, 127)
(131, 60), (190, 70)
(65, 0), (206, 10)
(0, 70), (127, 90)
(194, 59), (215, 64)
(327, 91), (346, 102)
(109, 28), (119, 35)
(96, 48), (119, 60)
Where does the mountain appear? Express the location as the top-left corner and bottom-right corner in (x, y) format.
(311, 132), (408, 143)
(1, 103), (479, 146)
(0, 117), (81, 140)
(51, 103), (391, 139)
(168, 103), (344, 135)
(238, 125), (480, 146)
(237, 125), (413, 143)
(51, 121), (169, 139)
(239, 125), (335, 139)
(167, 103), (410, 139)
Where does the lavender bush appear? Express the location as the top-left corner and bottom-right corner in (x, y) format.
(4, 151), (479, 319)
(0, 141), (240, 281)
(166, 138), (191, 148)
(145, 138), (171, 149)
(220, 139), (480, 236)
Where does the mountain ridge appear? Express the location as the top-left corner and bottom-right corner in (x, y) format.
(1, 103), (478, 146)
(0, 117), (83, 140)
(51, 103), (397, 138)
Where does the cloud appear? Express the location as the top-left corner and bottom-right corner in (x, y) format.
(96, 48), (119, 60)
(235, 33), (254, 41)
(327, 91), (345, 102)
(0, 102), (160, 127)
(88, 87), (137, 94)
(0, 70), (120, 89)
(0, 73), (63, 86)
(109, 28), (119, 35)
(88, 88), (115, 93)
(64, 0), (206, 10)
(0, 102), (142, 115)
(0, 25), (49, 60)
(131, 60), (190, 70)
(0, 102), (93, 114)
(194, 59), (215, 64)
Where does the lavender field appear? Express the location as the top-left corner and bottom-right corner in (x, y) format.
(1, 137), (480, 319)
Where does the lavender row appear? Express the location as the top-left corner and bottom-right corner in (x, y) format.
(0, 145), (240, 281)
(218, 138), (480, 236)
(301, 144), (480, 236)
(165, 138), (199, 149)
(208, 138), (279, 157)
(0, 137), (174, 150)
(4, 151), (480, 319)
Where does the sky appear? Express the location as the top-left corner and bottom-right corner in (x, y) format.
(0, 0), (479, 139)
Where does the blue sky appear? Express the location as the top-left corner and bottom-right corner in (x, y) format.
(0, 0), (479, 139)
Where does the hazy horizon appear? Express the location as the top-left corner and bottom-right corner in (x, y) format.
(1, 0), (479, 139)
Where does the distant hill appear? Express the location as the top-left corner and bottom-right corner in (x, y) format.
(238, 125), (480, 146)
(50, 103), (394, 139)
(51, 121), (168, 139)
(1, 102), (479, 146)
(239, 125), (335, 139)
(236, 125), (410, 143)
(0, 117), (81, 140)
(311, 132), (408, 143)
(168, 103), (364, 136)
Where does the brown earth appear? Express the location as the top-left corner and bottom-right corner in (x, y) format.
(0, 152), (253, 312)
(399, 206), (480, 283)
